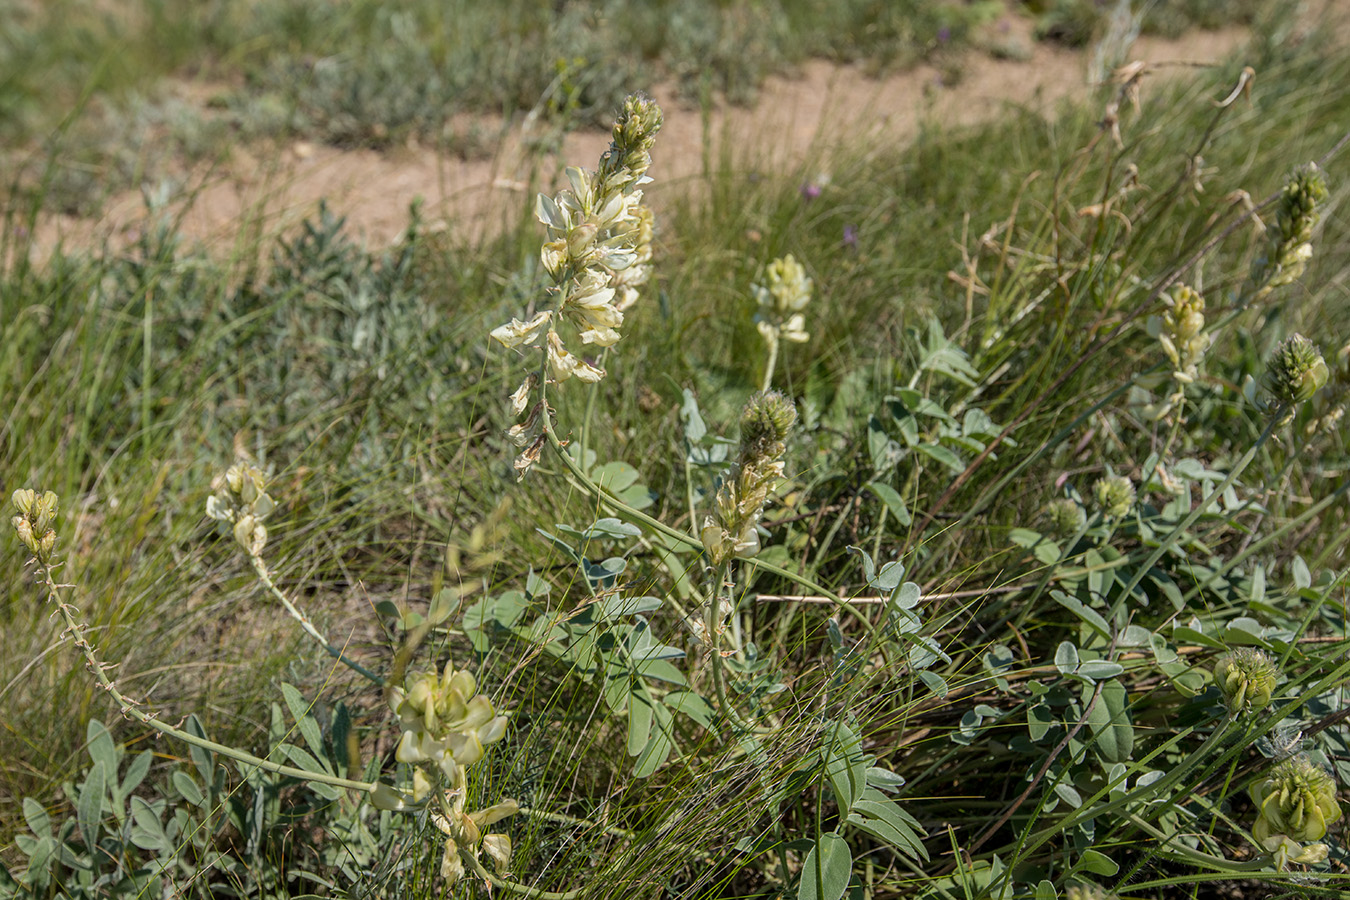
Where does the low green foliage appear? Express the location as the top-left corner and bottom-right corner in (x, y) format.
(5, 9), (1350, 900)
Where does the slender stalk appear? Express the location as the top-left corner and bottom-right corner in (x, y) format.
(1124, 813), (1271, 873)
(33, 560), (377, 795)
(705, 563), (777, 735)
(249, 553), (385, 687)
(464, 852), (584, 900)
(760, 332), (779, 393)
(542, 413), (882, 639)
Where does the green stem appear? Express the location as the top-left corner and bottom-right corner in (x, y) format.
(39, 562), (377, 795)
(249, 553), (385, 687)
(1124, 813), (1271, 873)
(542, 414), (881, 639)
(706, 563), (777, 735)
(464, 852), (584, 900)
(761, 332), (779, 393)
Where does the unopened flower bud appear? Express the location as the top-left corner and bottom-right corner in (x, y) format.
(12, 517), (36, 553)
(1268, 334), (1328, 407)
(740, 390), (797, 450)
(11, 489), (36, 517)
(566, 222), (599, 261)
(1215, 647), (1278, 714)
(33, 491), (58, 534)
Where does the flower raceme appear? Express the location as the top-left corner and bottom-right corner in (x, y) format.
(204, 463), (276, 556)
(1249, 754), (1342, 867)
(700, 391), (797, 566)
(754, 254), (812, 346)
(1214, 647), (1277, 715)
(491, 93), (663, 476)
(389, 660), (509, 786)
(11, 489), (58, 561)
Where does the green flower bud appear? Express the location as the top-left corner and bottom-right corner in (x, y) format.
(33, 491), (58, 534)
(11, 488), (58, 560)
(1092, 475), (1135, 519)
(1214, 647), (1278, 714)
(1268, 334), (1329, 408)
(11, 489), (36, 518)
(740, 390), (797, 454)
(1250, 754), (1342, 846)
(1276, 163), (1328, 252)
(12, 516), (36, 554)
(1249, 164), (1330, 296)
(1044, 498), (1086, 537)
(614, 92), (663, 154)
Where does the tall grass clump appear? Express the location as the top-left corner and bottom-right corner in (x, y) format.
(4, 17), (1350, 900)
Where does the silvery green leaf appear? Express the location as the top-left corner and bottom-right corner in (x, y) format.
(798, 833), (851, 900)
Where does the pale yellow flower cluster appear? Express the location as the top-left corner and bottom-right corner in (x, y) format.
(372, 660), (516, 885)
(11, 489), (58, 561)
(1141, 283), (1210, 420)
(1250, 754), (1342, 869)
(204, 463), (276, 556)
(491, 94), (662, 476)
(700, 392), (797, 566)
(1159, 285), (1209, 388)
(753, 254), (812, 346)
(388, 660), (509, 787)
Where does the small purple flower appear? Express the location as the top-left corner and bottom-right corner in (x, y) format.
(842, 224), (858, 250)
(800, 182), (822, 202)
(937, 25), (951, 44)
(14, 224), (28, 239)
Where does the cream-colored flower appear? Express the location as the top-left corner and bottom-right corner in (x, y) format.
(493, 93), (663, 475)
(753, 255), (813, 348)
(490, 311), (553, 349)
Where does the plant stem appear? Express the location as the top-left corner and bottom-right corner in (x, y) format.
(249, 553), (385, 687)
(542, 413), (881, 639)
(761, 332), (779, 393)
(705, 565), (777, 735)
(464, 852), (584, 900)
(1124, 813), (1271, 873)
(36, 560), (378, 795)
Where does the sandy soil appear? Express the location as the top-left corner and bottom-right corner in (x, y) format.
(25, 8), (1330, 260)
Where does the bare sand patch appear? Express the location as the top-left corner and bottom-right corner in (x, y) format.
(27, 9), (1325, 261)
